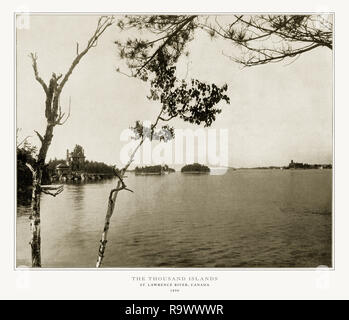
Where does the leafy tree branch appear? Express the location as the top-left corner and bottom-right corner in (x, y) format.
(96, 53), (230, 267)
(115, 14), (332, 70)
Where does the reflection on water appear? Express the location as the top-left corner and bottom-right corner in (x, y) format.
(16, 170), (332, 268)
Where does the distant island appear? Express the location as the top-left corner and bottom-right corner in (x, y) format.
(181, 163), (210, 173)
(236, 160), (332, 170)
(286, 160), (332, 170)
(135, 165), (175, 175)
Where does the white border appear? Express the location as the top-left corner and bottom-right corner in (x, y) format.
(2, 0), (347, 300)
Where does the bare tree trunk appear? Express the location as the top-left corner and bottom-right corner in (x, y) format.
(96, 155), (141, 267)
(26, 16), (114, 267)
(96, 138), (147, 267)
(96, 110), (164, 267)
(26, 124), (54, 267)
(96, 179), (122, 267)
(29, 168), (42, 267)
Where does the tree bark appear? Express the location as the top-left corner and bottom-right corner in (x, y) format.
(96, 179), (122, 267)
(96, 110), (164, 267)
(29, 168), (42, 267)
(96, 139), (145, 268)
(27, 16), (114, 267)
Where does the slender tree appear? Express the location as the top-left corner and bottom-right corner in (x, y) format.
(95, 14), (332, 267)
(96, 52), (230, 267)
(26, 16), (114, 267)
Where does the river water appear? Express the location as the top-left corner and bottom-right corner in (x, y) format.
(16, 169), (332, 268)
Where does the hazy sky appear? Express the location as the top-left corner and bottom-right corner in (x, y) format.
(16, 14), (333, 168)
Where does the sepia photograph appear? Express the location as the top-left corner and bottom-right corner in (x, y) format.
(15, 13), (333, 269)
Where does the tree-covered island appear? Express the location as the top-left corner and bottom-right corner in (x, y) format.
(181, 163), (210, 173)
(135, 165), (175, 175)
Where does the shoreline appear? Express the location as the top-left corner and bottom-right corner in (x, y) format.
(181, 171), (210, 174)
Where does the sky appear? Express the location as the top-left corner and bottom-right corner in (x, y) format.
(16, 14), (333, 168)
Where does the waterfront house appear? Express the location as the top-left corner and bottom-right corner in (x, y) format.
(56, 163), (70, 175)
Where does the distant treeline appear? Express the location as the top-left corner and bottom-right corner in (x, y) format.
(239, 164), (332, 170)
(84, 160), (115, 174)
(287, 163), (332, 169)
(47, 158), (115, 174)
(181, 163), (210, 173)
(135, 165), (175, 174)
(135, 165), (162, 174)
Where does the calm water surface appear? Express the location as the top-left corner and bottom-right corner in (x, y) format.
(16, 169), (332, 268)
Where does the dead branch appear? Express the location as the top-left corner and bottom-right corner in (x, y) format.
(109, 184), (134, 203)
(58, 16), (115, 92)
(111, 171), (134, 197)
(29, 53), (48, 94)
(34, 130), (44, 144)
(55, 97), (71, 125)
(41, 184), (64, 197)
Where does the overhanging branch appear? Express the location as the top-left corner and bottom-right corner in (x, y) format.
(41, 185), (64, 197)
